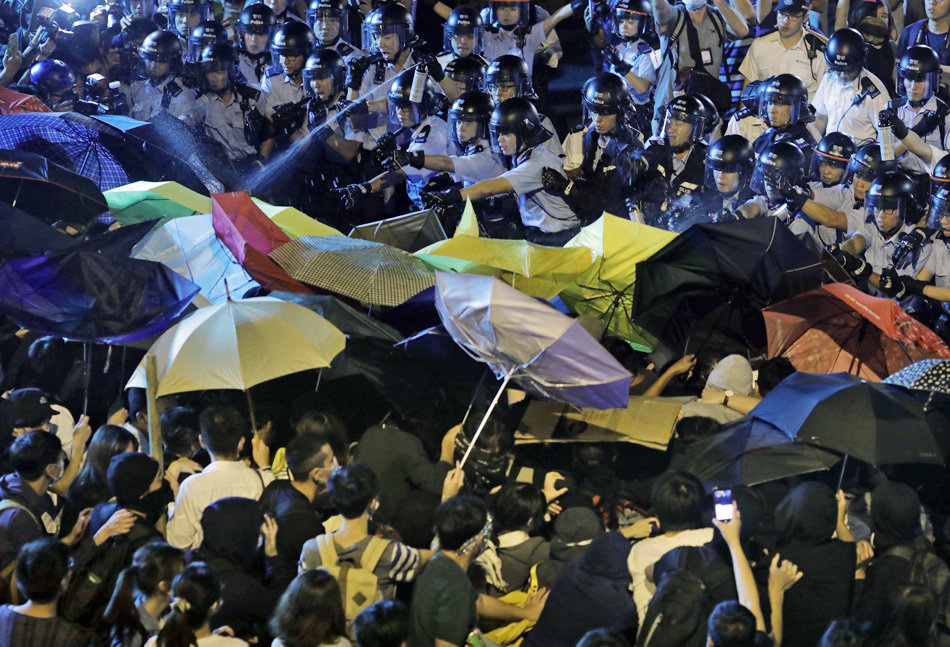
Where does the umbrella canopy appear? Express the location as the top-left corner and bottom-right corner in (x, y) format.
(251, 199), (342, 239)
(105, 181), (212, 225)
(271, 235), (436, 307)
(0, 86), (51, 115)
(126, 297), (346, 396)
(435, 271), (632, 410)
(0, 250), (200, 344)
(269, 291), (402, 342)
(763, 283), (950, 380)
(750, 371), (950, 466)
(0, 113), (129, 190)
(884, 359), (950, 395)
(350, 209), (447, 253)
(132, 213), (259, 304)
(0, 149), (109, 226)
(632, 219), (823, 357)
(561, 214), (677, 351)
(0, 201), (76, 259)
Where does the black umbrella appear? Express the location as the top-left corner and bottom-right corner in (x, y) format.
(632, 219), (823, 357)
(75, 221), (156, 258)
(0, 149), (109, 227)
(0, 201), (76, 259)
(349, 209), (448, 253)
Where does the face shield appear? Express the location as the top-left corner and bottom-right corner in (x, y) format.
(662, 107), (703, 149)
(169, 3), (209, 38)
(759, 91), (800, 128)
(448, 110), (488, 146)
(444, 23), (483, 57)
(489, 0), (530, 29)
(809, 148), (852, 186)
(705, 157), (747, 195)
(388, 96), (426, 129)
(310, 9), (347, 44)
(362, 23), (409, 59)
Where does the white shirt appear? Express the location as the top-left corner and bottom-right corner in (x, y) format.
(927, 238), (950, 287)
(813, 70), (890, 144)
(628, 527), (715, 621)
(166, 460), (274, 551)
(725, 113), (768, 143)
(739, 30), (827, 99)
(897, 96), (950, 174)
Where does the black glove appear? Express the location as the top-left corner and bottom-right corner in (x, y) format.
(892, 229), (926, 266)
(606, 48), (632, 76)
(416, 53), (444, 82)
(307, 98), (328, 132)
(831, 247), (873, 281)
(346, 56), (372, 90)
(333, 182), (371, 210)
(781, 180), (810, 212)
(387, 148), (425, 171)
(373, 130), (400, 167)
(541, 166), (570, 195)
(243, 108), (270, 147)
(421, 188), (463, 210)
(878, 107), (909, 140)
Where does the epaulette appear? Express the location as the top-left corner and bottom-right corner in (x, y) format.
(165, 79), (183, 97)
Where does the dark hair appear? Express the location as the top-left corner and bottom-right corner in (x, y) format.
(576, 629), (633, 647)
(155, 563), (220, 647)
(15, 537), (70, 603)
(491, 483), (546, 534)
(353, 600), (410, 647)
(756, 358), (795, 396)
(127, 387), (148, 419)
(199, 405), (248, 458)
(435, 495), (488, 551)
(819, 619), (869, 647)
(462, 415), (513, 454)
(675, 417), (722, 445)
(285, 432), (332, 482)
(67, 424), (138, 504)
(651, 470), (704, 531)
(9, 430), (62, 481)
(104, 542), (185, 644)
(708, 601), (757, 647)
(296, 410), (349, 463)
(874, 584), (937, 647)
(27, 336), (78, 394)
(161, 407), (200, 461)
(327, 462), (380, 519)
(269, 570), (347, 647)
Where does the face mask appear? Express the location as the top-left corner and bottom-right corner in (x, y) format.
(331, 455), (340, 473)
(684, 0), (706, 11)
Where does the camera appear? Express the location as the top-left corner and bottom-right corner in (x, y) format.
(75, 73), (130, 115)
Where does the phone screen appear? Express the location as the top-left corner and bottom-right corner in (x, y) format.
(714, 489), (733, 522)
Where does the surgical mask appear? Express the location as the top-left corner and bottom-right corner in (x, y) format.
(331, 455), (340, 473)
(684, 0), (706, 11)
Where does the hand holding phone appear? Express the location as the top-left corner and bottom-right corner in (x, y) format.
(714, 489), (734, 522)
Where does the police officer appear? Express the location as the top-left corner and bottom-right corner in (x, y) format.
(752, 74), (816, 162)
(28, 59), (77, 111)
(725, 80), (768, 144)
(258, 21), (315, 157)
(439, 6), (489, 68)
(444, 56), (487, 95)
(809, 132), (856, 189)
(129, 30), (197, 122)
(236, 4), (276, 90)
(813, 27), (890, 143)
(481, 0), (575, 78)
(167, 0), (210, 43)
(121, 0), (153, 20)
(603, 0), (655, 132)
(485, 55), (562, 155)
(348, 3), (417, 108)
(307, 0), (360, 61)
(701, 134), (755, 221)
(183, 20), (227, 87)
(740, 141), (808, 224)
(422, 97), (580, 246)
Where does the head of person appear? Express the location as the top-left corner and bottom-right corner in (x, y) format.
(708, 601), (757, 647)
(156, 563), (221, 643)
(123, 0), (154, 19)
(609, 0), (651, 41)
(455, 414), (515, 494)
(448, 90), (494, 148)
(774, 481), (837, 545)
(445, 56), (487, 95)
(199, 42), (239, 94)
(167, 0), (210, 39)
(674, 416), (722, 448)
(304, 48), (346, 102)
(286, 431), (335, 497)
(434, 494), (491, 556)
(270, 570), (347, 647)
(755, 357), (795, 396)
(4, 388), (55, 438)
(651, 470), (704, 532)
(295, 409), (348, 465)
(199, 497), (264, 565)
(264, 0), (288, 17)
(9, 430), (65, 487)
(488, 0), (530, 30)
(444, 6), (483, 57)
(326, 461), (380, 520)
(238, 3), (276, 55)
(488, 96), (552, 157)
(27, 336), (79, 396)
(352, 600), (410, 647)
(931, 186), (950, 237)
(104, 542), (185, 636)
(28, 58), (77, 107)
(107, 452), (163, 509)
(387, 68), (437, 129)
(490, 482), (547, 535)
(751, 141), (807, 207)
(662, 94), (708, 152)
(361, 3), (414, 62)
(810, 132), (856, 187)
(582, 72), (632, 136)
(706, 355), (755, 396)
(549, 506), (603, 564)
(850, 0), (891, 49)
(572, 443), (618, 491)
(866, 171), (917, 234)
(139, 29), (183, 80)
(825, 28), (866, 85)
(898, 45), (940, 108)
(307, 0), (348, 45)
(868, 481), (922, 550)
(875, 584), (938, 647)
(775, 0), (808, 39)
(185, 19), (227, 63)
(759, 74), (808, 130)
(705, 134), (754, 196)
(272, 21), (316, 78)
(819, 619), (868, 647)
(80, 423), (139, 484)
(485, 54), (532, 102)
(161, 406), (200, 462)
(198, 404), (248, 460)
(927, 0), (950, 21)
(15, 537), (71, 604)
(849, 143), (896, 200)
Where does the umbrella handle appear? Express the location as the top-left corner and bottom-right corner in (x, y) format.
(458, 368), (515, 471)
(836, 454), (849, 491)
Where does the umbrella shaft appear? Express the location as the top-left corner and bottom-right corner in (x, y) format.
(459, 369), (514, 470)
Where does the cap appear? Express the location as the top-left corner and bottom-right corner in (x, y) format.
(706, 355), (755, 396)
(775, 0), (809, 14)
(108, 452), (160, 505)
(5, 388), (56, 428)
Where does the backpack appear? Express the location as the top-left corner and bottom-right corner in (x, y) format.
(637, 570), (716, 647)
(0, 498), (40, 604)
(887, 537), (950, 629)
(314, 534), (391, 621)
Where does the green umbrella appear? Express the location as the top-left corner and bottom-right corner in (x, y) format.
(105, 180), (211, 225)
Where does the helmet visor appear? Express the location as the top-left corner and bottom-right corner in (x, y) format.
(489, 0), (529, 28)
(448, 111), (488, 146)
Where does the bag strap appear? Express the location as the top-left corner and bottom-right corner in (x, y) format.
(682, 7), (724, 71)
(663, 8), (688, 66)
(316, 534), (338, 568)
(360, 536), (391, 573)
(0, 499), (40, 531)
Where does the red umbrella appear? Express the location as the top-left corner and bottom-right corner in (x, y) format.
(211, 192), (314, 294)
(0, 87), (50, 115)
(763, 283), (950, 380)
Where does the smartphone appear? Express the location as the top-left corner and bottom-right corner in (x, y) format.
(7, 33), (17, 51)
(714, 489), (733, 522)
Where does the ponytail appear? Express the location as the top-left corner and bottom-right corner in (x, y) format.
(103, 565), (141, 644)
(155, 562), (219, 647)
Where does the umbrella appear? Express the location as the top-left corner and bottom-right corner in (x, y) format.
(349, 209), (448, 253)
(269, 291), (402, 343)
(0, 201), (76, 259)
(0, 113), (130, 190)
(673, 417), (840, 491)
(0, 86), (51, 115)
(415, 202), (596, 299)
(132, 213), (259, 304)
(632, 219), (823, 357)
(750, 371), (950, 467)
(126, 297), (346, 397)
(884, 359), (950, 395)
(560, 214), (677, 352)
(0, 149), (110, 227)
(76, 221), (156, 258)
(763, 283), (950, 381)
(104, 181), (212, 225)
(270, 235), (436, 307)
(251, 199), (342, 239)
(0, 250), (200, 345)
(212, 192), (318, 294)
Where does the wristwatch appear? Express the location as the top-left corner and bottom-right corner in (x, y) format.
(722, 390), (734, 407)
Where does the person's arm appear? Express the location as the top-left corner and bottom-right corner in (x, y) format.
(731, 0), (757, 25)
(813, 111), (828, 136)
(768, 554), (804, 647)
(756, 0), (772, 26)
(653, 0), (681, 33)
(841, 233), (867, 256)
(476, 589), (549, 622)
(801, 199), (850, 231)
(835, 0), (851, 30)
(165, 480), (198, 550)
(459, 176), (515, 201)
(543, 2), (575, 37)
(51, 416), (93, 498)
(835, 490), (856, 542)
(643, 354), (697, 397)
(713, 0), (751, 38)
(433, 0), (452, 19)
(421, 153), (458, 173)
(714, 508), (766, 632)
(700, 388), (761, 414)
(623, 70), (653, 95)
(324, 131), (362, 161)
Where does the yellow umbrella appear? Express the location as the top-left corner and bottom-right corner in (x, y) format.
(415, 200), (597, 299)
(105, 180), (211, 225)
(252, 199), (342, 238)
(561, 214), (677, 352)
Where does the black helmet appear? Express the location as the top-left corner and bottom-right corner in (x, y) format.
(272, 21), (316, 60)
(866, 171), (918, 225)
(387, 68), (437, 129)
(740, 79), (764, 113)
(487, 0), (530, 30)
(445, 56), (486, 93)
(489, 96), (551, 155)
(759, 73), (809, 128)
(303, 47), (345, 99)
(809, 131), (857, 185)
(824, 28), (866, 77)
(931, 154), (950, 195)
(121, 0), (153, 19)
(898, 45), (940, 107)
(29, 59), (76, 97)
(199, 42), (239, 89)
(582, 72), (632, 127)
(485, 54), (532, 100)
(361, 3), (414, 55)
(751, 141), (806, 198)
(662, 94), (708, 148)
(444, 6), (484, 57)
(848, 143), (898, 181)
(167, 0), (210, 38)
(139, 30), (183, 73)
(705, 134), (754, 194)
(239, 3), (276, 37)
(608, 0), (652, 40)
(185, 20), (227, 63)
(448, 90), (494, 147)
(307, 0), (349, 44)
(693, 92), (720, 136)
(931, 186), (950, 227)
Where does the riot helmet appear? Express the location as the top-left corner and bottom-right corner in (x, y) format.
(825, 28), (866, 84)
(29, 59), (75, 100)
(185, 20), (227, 63)
(931, 186), (950, 230)
(705, 134), (754, 195)
(238, 3), (276, 55)
(199, 41), (239, 93)
(167, 0), (210, 39)
(485, 54), (532, 101)
(387, 68), (437, 129)
(307, 0), (348, 45)
(898, 45), (940, 107)
(661, 94), (707, 152)
(759, 73), (809, 129)
(866, 171), (918, 228)
(303, 47), (346, 100)
(445, 56), (487, 93)
(271, 21), (315, 76)
(139, 29), (183, 76)
(489, 96), (551, 155)
(448, 90), (495, 147)
(122, 0), (154, 19)
(931, 153), (950, 196)
(361, 3), (414, 61)
(848, 143), (897, 181)
(751, 141), (807, 202)
(444, 6), (484, 57)
(608, 0), (652, 41)
(809, 131), (856, 186)
(582, 72), (632, 133)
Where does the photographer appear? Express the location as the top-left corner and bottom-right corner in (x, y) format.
(27, 58), (77, 110)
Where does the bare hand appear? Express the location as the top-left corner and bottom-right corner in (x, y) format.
(251, 428), (271, 471)
(71, 415), (93, 455)
(835, 489), (849, 523)
(93, 508), (137, 545)
(712, 505), (742, 545)
(63, 507), (92, 545)
(523, 587), (550, 621)
(623, 516), (659, 540)
(37, 34), (56, 61)
(107, 407), (129, 426)
(261, 514), (279, 558)
(768, 553), (803, 593)
(856, 540), (874, 568)
(700, 387), (726, 405)
(668, 354), (697, 377)
(2, 42), (21, 74)
(542, 471), (568, 503)
(440, 424), (461, 462)
(441, 463), (465, 501)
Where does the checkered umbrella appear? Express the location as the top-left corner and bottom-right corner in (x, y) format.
(884, 360), (950, 395)
(269, 236), (435, 307)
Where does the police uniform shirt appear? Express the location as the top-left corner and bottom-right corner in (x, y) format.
(129, 75), (198, 122)
(562, 129), (584, 172)
(482, 21), (548, 77)
(451, 144), (508, 185)
(260, 70), (308, 139)
(926, 238), (950, 288)
(502, 145), (579, 232)
(322, 38), (363, 63)
(237, 51), (271, 90)
(812, 69), (890, 144)
(928, 147), (949, 174)
(611, 39), (657, 104)
(401, 115), (450, 207)
(358, 51), (417, 104)
(738, 30), (827, 99)
(725, 113), (768, 142)
(194, 89), (259, 161)
(898, 96), (950, 174)
(851, 220), (932, 281)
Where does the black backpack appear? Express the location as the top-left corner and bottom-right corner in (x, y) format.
(887, 537), (950, 630)
(637, 569), (716, 647)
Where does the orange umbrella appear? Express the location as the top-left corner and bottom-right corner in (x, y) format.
(763, 283), (950, 380)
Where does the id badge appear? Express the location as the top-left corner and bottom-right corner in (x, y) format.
(700, 49), (713, 65)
